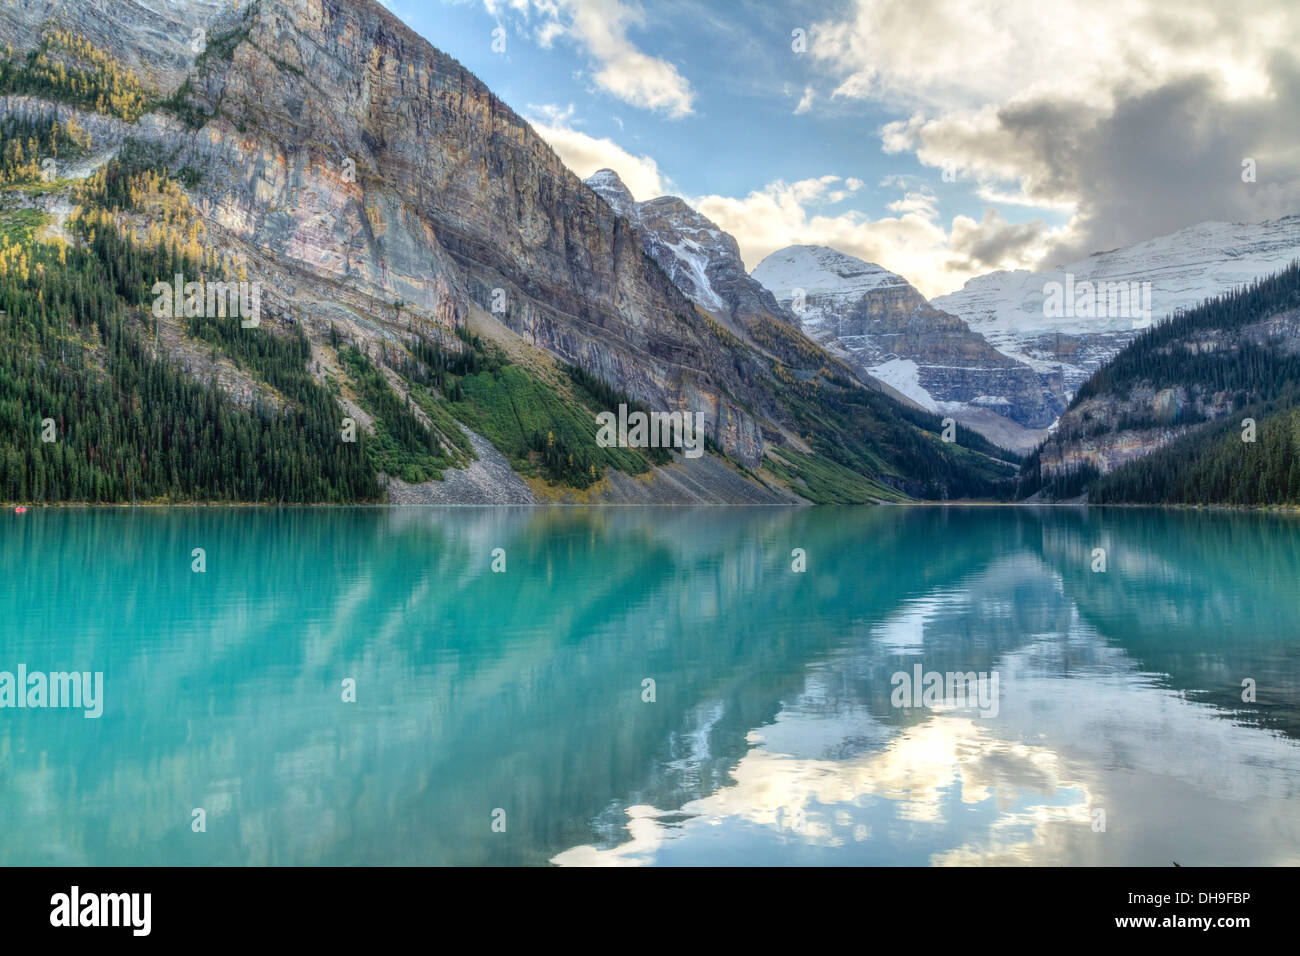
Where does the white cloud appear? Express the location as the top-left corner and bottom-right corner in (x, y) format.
(794, 86), (815, 115)
(812, 0), (1300, 261)
(687, 176), (1050, 298)
(812, 0), (1290, 114)
(526, 106), (669, 200)
(886, 187), (939, 222)
(535, 19), (565, 47)
(484, 0), (533, 15)
(564, 0), (695, 118)
(527, 102), (577, 125)
(485, 0), (695, 118)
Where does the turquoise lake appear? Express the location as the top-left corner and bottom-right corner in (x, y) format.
(0, 505), (1297, 865)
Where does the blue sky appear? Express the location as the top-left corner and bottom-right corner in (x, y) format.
(390, 0), (935, 206)
(377, 0), (1300, 297)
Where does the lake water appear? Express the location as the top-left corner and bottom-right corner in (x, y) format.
(0, 505), (1297, 866)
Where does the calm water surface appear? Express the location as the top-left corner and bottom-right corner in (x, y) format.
(0, 506), (1297, 865)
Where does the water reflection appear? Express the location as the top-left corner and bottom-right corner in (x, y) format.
(0, 506), (1297, 865)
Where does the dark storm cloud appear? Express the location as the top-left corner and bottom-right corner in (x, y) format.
(947, 208), (1047, 272)
(1009, 52), (1300, 264)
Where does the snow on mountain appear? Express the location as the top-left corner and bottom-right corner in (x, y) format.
(753, 244), (1064, 446)
(640, 205), (729, 313)
(585, 170), (743, 315)
(932, 215), (1300, 391)
(583, 168), (635, 214)
(866, 358), (937, 411)
(582, 172), (961, 420)
(750, 245), (910, 331)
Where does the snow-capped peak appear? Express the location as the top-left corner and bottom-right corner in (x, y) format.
(584, 171), (736, 313)
(752, 245), (910, 305)
(934, 214), (1300, 341)
(751, 245), (913, 329)
(585, 168), (637, 215)
(930, 213), (1300, 391)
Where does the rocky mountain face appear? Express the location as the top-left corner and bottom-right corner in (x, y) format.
(585, 173), (808, 338)
(587, 168), (1000, 425)
(1022, 264), (1300, 499)
(1042, 308), (1300, 481)
(932, 216), (1300, 395)
(584, 171), (889, 393)
(586, 168), (756, 323)
(176, 0), (791, 466)
(752, 246), (1065, 445)
(1035, 386), (1225, 483)
(0, 0), (229, 91)
(0, 0), (1014, 503)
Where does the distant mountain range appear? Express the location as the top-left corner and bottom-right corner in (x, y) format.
(1, 0), (1297, 506)
(1020, 262), (1300, 504)
(0, 0), (1014, 506)
(592, 163), (1300, 458)
(932, 215), (1300, 391)
(750, 244), (1064, 452)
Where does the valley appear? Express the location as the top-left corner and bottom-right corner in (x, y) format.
(0, 0), (1015, 506)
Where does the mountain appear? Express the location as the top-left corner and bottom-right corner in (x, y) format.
(0, 0), (1015, 505)
(585, 169), (920, 408)
(1019, 261), (1300, 502)
(752, 245), (1064, 451)
(585, 168), (779, 337)
(580, 169), (1023, 498)
(0, 0), (228, 92)
(933, 216), (1300, 397)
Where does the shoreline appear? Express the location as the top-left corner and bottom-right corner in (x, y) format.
(7, 499), (1300, 512)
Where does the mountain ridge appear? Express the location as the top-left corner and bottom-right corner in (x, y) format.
(0, 0), (1016, 504)
(1018, 260), (1300, 502)
(932, 214), (1300, 397)
(752, 242), (1065, 452)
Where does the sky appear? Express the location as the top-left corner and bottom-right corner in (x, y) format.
(378, 0), (1300, 298)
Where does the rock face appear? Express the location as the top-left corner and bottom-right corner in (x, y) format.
(585, 170), (942, 413)
(0, 0), (233, 91)
(1037, 395), (1200, 480)
(584, 169), (798, 337)
(932, 215), (1300, 395)
(0, 0), (1012, 501)
(2, 0), (780, 468)
(1035, 302), (1300, 483)
(179, 0), (787, 466)
(752, 246), (1065, 432)
(585, 172), (804, 344)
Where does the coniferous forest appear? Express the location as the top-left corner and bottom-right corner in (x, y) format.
(0, 207), (382, 503)
(0, 125), (693, 503)
(1020, 261), (1300, 504)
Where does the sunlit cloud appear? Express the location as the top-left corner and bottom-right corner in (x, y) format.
(526, 104), (670, 200)
(811, 0), (1300, 262)
(484, 0), (695, 117)
(690, 177), (1056, 297)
